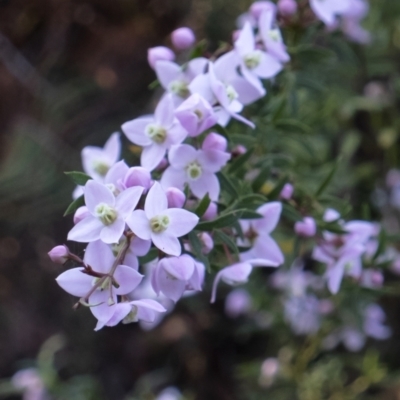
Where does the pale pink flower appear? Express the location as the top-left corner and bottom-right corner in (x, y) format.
(309, 0), (351, 27)
(48, 245), (70, 264)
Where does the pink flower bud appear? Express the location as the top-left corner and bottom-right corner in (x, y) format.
(250, 1), (276, 19)
(171, 27), (196, 50)
(147, 46), (175, 69)
(294, 217), (317, 237)
(225, 288), (252, 318)
(277, 0), (297, 16)
(199, 232), (214, 254)
(280, 183), (294, 200)
(202, 202), (218, 220)
(202, 132), (228, 152)
(155, 158), (168, 171)
(261, 358), (279, 378)
(166, 187), (186, 208)
(232, 144), (247, 156)
(48, 245), (69, 264)
(124, 167), (151, 190)
(73, 206), (90, 224)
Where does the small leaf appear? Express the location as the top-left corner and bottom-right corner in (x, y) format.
(189, 39), (208, 60)
(214, 230), (239, 257)
(235, 194), (266, 209)
(195, 193), (211, 218)
(64, 195), (85, 216)
(267, 176), (288, 200)
(314, 158), (341, 198)
(217, 171), (239, 198)
(318, 222), (348, 235)
(239, 210), (263, 219)
(148, 79), (160, 90)
(196, 210), (243, 231)
(229, 148), (254, 174)
(213, 125), (230, 141)
(282, 203), (303, 222)
(138, 248), (159, 264)
(372, 229), (386, 261)
(188, 231), (210, 272)
(275, 119), (310, 134)
(64, 171), (92, 186)
(252, 165), (271, 192)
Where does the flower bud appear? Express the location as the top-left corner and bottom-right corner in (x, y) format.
(225, 288), (252, 318)
(166, 187), (186, 208)
(199, 232), (214, 254)
(250, 1), (276, 19)
(232, 144), (247, 157)
(124, 167), (151, 190)
(202, 132), (228, 152)
(277, 0), (297, 16)
(147, 46), (175, 69)
(48, 245), (70, 264)
(279, 183), (293, 200)
(171, 27), (196, 50)
(294, 217), (316, 237)
(73, 206), (90, 224)
(202, 202), (218, 220)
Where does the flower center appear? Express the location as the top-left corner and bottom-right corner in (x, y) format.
(225, 84), (239, 102)
(95, 203), (118, 226)
(123, 306), (138, 324)
(145, 124), (167, 144)
(186, 161), (202, 180)
(194, 109), (203, 120)
(150, 215), (170, 233)
(268, 29), (281, 42)
(168, 80), (190, 98)
(92, 160), (110, 176)
(105, 183), (119, 196)
(243, 50), (262, 69)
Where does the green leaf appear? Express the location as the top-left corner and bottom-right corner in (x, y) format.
(64, 195), (85, 216)
(195, 193), (211, 218)
(138, 248), (159, 265)
(282, 203), (303, 222)
(318, 222), (348, 235)
(188, 231), (210, 272)
(275, 119), (310, 134)
(372, 229), (386, 261)
(64, 171), (92, 186)
(189, 39), (207, 60)
(214, 230), (239, 257)
(217, 171), (239, 198)
(239, 210), (263, 219)
(229, 148), (254, 174)
(148, 79), (160, 90)
(213, 125), (230, 141)
(235, 194), (266, 209)
(252, 165), (271, 192)
(196, 209), (244, 231)
(267, 176), (288, 200)
(314, 158), (341, 198)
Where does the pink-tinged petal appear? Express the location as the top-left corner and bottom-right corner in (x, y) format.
(121, 117), (154, 146)
(265, 40), (290, 63)
(130, 237), (152, 256)
(84, 240), (115, 274)
(141, 144), (166, 172)
(103, 132), (121, 164)
(56, 268), (93, 297)
(100, 219), (125, 244)
(214, 51), (241, 82)
(155, 94), (175, 127)
(188, 74), (215, 104)
(198, 149), (231, 173)
(114, 265), (143, 294)
(326, 261), (345, 294)
(214, 107), (231, 127)
(123, 252), (139, 270)
(152, 262), (162, 295)
(230, 110), (256, 128)
(190, 173), (220, 201)
(312, 245), (335, 264)
(89, 290), (117, 321)
(85, 180), (115, 214)
(253, 202), (282, 233)
(151, 231), (182, 256)
(235, 22), (255, 56)
(130, 299), (166, 313)
(135, 307), (156, 322)
(309, 0), (337, 26)
(155, 60), (182, 89)
(164, 208), (199, 237)
(188, 261), (205, 291)
(231, 75), (266, 105)
(209, 63), (230, 108)
(144, 181), (168, 218)
(126, 210), (152, 240)
(186, 57), (208, 79)
(168, 144), (197, 169)
(164, 122), (188, 147)
(67, 216), (103, 243)
(160, 167), (186, 191)
(175, 110), (198, 136)
(248, 258), (280, 267)
(259, 9), (274, 33)
(81, 148), (106, 178)
(105, 160), (129, 187)
(157, 267), (186, 302)
(101, 303), (132, 329)
(253, 51), (282, 78)
(162, 255), (195, 281)
(252, 235), (284, 265)
(115, 186), (144, 219)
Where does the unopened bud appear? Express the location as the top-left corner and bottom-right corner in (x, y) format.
(250, 1), (276, 19)
(148, 46), (175, 69)
(203, 202), (218, 220)
(166, 187), (186, 208)
(74, 206), (90, 224)
(202, 132), (228, 152)
(232, 144), (247, 157)
(171, 27), (196, 50)
(294, 217), (316, 237)
(279, 183), (293, 200)
(199, 232), (214, 254)
(124, 167), (151, 190)
(277, 0), (297, 16)
(48, 245), (70, 264)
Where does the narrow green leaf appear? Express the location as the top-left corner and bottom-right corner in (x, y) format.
(138, 248), (159, 264)
(64, 171), (92, 186)
(229, 148), (254, 173)
(314, 158), (341, 198)
(214, 230), (239, 257)
(213, 125), (230, 141)
(195, 193), (211, 218)
(217, 171), (239, 198)
(196, 210), (243, 231)
(189, 39), (207, 60)
(188, 231), (210, 272)
(282, 203), (303, 222)
(252, 165), (271, 192)
(239, 210), (263, 219)
(235, 194), (266, 209)
(318, 222), (348, 235)
(64, 195), (85, 216)
(267, 176), (288, 200)
(275, 119), (310, 134)
(148, 79), (160, 90)
(372, 229), (386, 261)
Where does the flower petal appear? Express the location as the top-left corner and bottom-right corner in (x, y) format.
(67, 216), (103, 243)
(141, 145), (166, 171)
(85, 180), (115, 214)
(155, 94), (175, 127)
(114, 265), (143, 294)
(160, 167), (186, 191)
(103, 132), (121, 164)
(100, 219), (125, 244)
(253, 202), (282, 233)
(56, 268), (93, 297)
(151, 231), (182, 256)
(84, 240), (115, 274)
(164, 208), (199, 237)
(144, 181), (168, 218)
(115, 186), (144, 220)
(121, 117), (154, 146)
(126, 210), (152, 240)
(155, 60), (182, 89)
